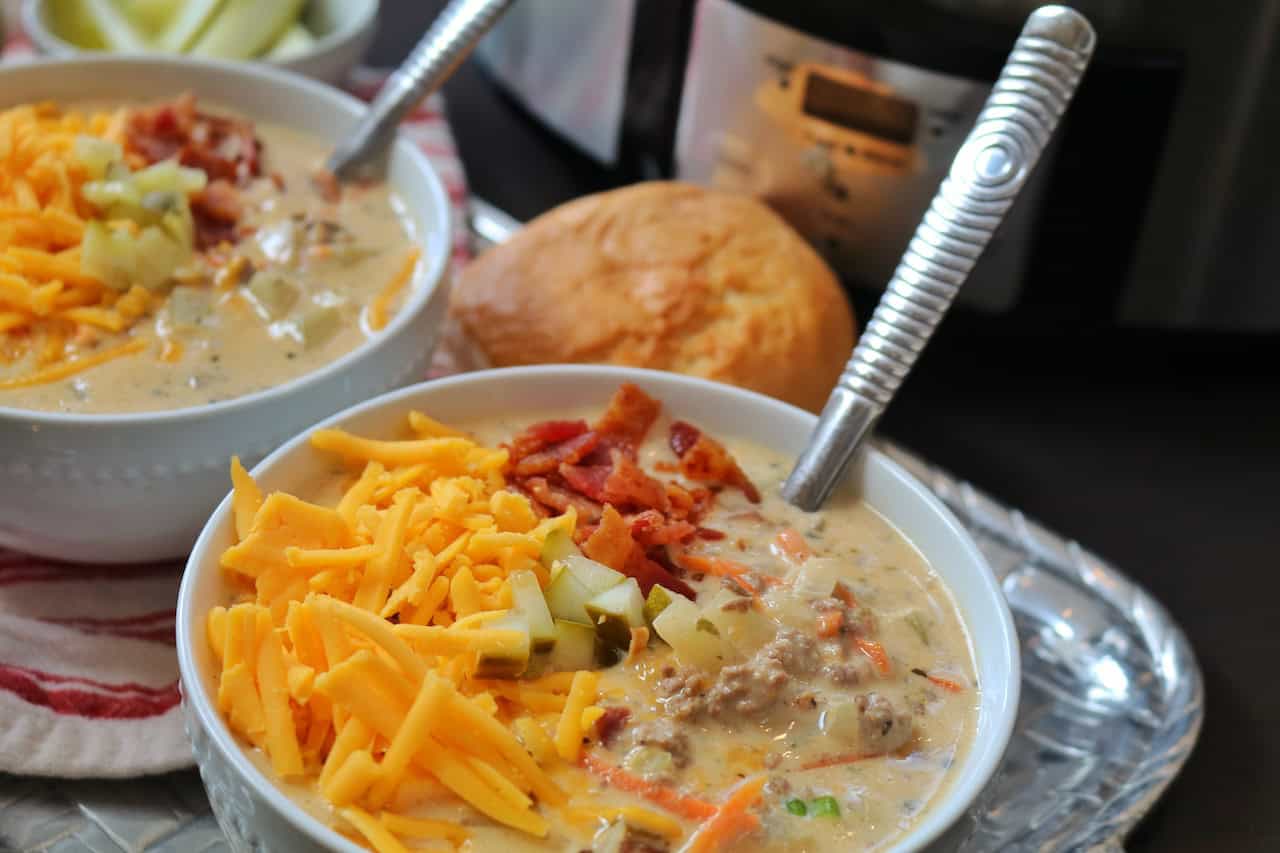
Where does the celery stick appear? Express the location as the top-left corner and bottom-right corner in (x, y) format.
(47, 0), (108, 50)
(154, 0), (224, 53)
(265, 22), (316, 60)
(189, 0), (305, 60)
(118, 0), (180, 36)
(80, 0), (148, 52)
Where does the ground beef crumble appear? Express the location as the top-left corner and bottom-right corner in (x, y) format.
(823, 654), (875, 685)
(856, 692), (914, 753)
(656, 630), (819, 720)
(627, 719), (691, 768)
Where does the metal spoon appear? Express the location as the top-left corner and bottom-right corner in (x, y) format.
(782, 5), (1096, 512)
(326, 0), (516, 180)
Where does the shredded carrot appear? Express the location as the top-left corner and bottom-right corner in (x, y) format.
(0, 337), (146, 389)
(799, 751), (876, 771)
(367, 247), (420, 331)
(912, 668), (965, 693)
(774, 528), (812, 563)
(579, 751), (717, 821)
(854, 637), (892, 677)
(684, 775), (767, 853)
(159, 337), (183, 363)
(624, 626), (650, 665)
(833, 582), (857, 609)
(680, 554), (780, 596)
(816, 610), (844, 638)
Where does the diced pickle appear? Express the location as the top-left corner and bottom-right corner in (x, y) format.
(297, 305), (341, 349)
(160, 207), (195, 252)
(562, 555), (626, 594)
(133, 226), (187, 291)
(545, 555), (626, 624)
(80, 221), (134, 291)
(81, 179), (142, 211)
(545, 567), (594, 625)
(246, 271), (299, 320)
(539, 527), (581, 568)
(585, 578), (645, 650)
(509, 569), (556, 651)
(643, 585), (673, 625)
(131, 160), (208, 195)
(82, 221), (184, 293)
(522, 652), (550, 680)
(473, 614), (531, 679)
(73, 135), (124, 180)
(141, 190), (182, 217)
(547, 619), (597, 672)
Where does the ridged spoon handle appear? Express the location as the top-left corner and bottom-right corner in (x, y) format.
(782, 5), (1096, 511)
(326, 0), (516, 179)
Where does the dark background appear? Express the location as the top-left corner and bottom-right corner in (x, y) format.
(375, 4), (1280, 850)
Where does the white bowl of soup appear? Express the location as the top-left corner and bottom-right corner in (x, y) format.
(176, 366), (1020, 853)
(0, 57), (452, 562)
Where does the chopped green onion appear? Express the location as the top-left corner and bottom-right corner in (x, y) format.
(785, 798), (807, 816)
(811, 796), (841, 818)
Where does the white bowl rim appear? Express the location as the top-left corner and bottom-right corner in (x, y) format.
(0, 53), (451, 427)
(21, 0), (381, 64)
(176, 364), (1021, 853)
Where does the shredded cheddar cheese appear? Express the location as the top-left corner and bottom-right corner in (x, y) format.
(366, 247), (421, 332)
(555, 671), (601, 763)
(0, 336), (146, 389)
(207, 415), (629, 851)
(0, 102), (156, 382)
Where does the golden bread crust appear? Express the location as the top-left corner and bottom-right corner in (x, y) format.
(450, 182), (856, 412)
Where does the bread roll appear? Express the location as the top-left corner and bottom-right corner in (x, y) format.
(450, 182), (856, 412)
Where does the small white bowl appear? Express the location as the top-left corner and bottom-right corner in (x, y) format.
(22, 0), (379, 85)
(176, 365), (1020, 852)
(0, 56), (452, 563)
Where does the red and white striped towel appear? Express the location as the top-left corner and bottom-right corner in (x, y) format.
(0, 22), (474, 778)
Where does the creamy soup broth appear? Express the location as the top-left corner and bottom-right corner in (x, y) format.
(264, 410), (978, 852)
(0, 105), (419, 414)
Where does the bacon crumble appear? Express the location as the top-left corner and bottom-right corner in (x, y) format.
(123, 93), (263, 250)
(504, 384), (761, 602)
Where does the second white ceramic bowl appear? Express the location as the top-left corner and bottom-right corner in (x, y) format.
(0, 57), (452, 563)
(176, 365), (1021, 852)
(22, 0), (380, 85)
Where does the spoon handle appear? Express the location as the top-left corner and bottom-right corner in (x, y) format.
(327, 0), (516, 178)
(782, 5), (1096, 511)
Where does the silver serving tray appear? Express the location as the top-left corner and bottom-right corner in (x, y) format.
(0, 206), (1203, 852)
